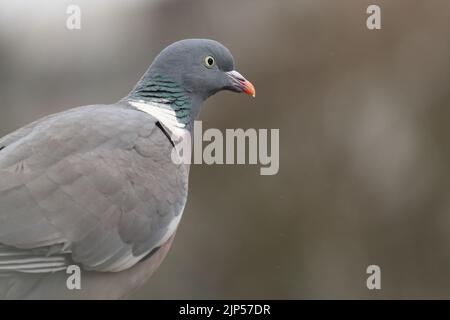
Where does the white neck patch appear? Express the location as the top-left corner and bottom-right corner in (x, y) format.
(129, 100), (188, 138)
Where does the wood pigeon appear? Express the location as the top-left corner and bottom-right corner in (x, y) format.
(0, 39), (255, 299)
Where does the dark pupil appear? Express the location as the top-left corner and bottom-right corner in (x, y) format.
(207, 58), (214, 65)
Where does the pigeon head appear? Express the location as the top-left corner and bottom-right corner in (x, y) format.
(126, 39), (255, 127)
(148, 39), (255, 100)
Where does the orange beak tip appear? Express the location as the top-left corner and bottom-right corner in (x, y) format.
(245, 81), (256, 98)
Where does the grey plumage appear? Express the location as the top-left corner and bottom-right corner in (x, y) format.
(0, 39), (255, 299)
(0, 105), (187, 297)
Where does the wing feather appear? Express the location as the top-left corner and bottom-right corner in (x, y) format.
(0, 104), (188, 273)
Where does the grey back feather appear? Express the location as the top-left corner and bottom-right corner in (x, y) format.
(0, 104), (188, 276)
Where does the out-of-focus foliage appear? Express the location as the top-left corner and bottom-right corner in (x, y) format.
(1, 0), (450, 298)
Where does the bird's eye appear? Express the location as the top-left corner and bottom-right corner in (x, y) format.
(204, 56), (215, 68)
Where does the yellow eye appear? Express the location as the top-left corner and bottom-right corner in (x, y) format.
(204, 56), (215, 68)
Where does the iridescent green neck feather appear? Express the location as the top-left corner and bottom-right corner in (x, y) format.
(128, 74), (192, 126)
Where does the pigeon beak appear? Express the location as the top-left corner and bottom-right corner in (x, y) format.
(226, 70), (256, 98)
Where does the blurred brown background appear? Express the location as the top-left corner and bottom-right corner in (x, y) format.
(1, 0), (450, 299)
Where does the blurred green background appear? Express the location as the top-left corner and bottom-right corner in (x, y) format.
(1, 0), (450, 299)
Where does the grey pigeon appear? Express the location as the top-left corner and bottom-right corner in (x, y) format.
(0, 39), (255, 299)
